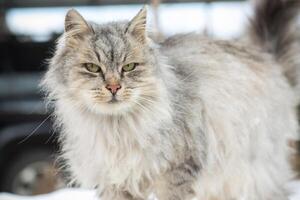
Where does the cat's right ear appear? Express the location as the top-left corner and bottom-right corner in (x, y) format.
(64, 9), (93, 38)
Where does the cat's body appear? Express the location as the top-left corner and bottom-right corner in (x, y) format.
(160, 36), (297, 199)
(42, 0), (299, 200)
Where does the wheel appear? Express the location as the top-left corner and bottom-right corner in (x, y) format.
(1, 147), (65, 195)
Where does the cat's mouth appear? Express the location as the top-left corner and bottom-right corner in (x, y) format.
(107, 95), (120, 104)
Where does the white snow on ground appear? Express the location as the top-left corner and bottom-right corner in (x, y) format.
(0, 189), (98, 200)
(287, 181), (300, 200)
(0, 181), (300, 200)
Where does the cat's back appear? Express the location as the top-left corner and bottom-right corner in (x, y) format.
(160, 33), (274, 76)
(160, 33), (297, 144)
(160, 33), (290, 96)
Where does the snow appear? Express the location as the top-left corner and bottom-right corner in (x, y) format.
(0, 189), (98, 200)
(287, 181), (300, 200)
(1, 181), (300, 200)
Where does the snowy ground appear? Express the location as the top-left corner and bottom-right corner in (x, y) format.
(0, 189), (98, 200)
(1, 181), (300, 200)
(288, 181), (300, 200)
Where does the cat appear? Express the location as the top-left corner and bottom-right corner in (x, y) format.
(41, 0), (299, 199)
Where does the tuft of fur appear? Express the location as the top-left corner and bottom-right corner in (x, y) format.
(42, 6), (299, 200)
(249, 0), (300, 98)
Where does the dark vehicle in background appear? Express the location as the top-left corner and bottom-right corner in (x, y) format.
(0, 34), (63, 195)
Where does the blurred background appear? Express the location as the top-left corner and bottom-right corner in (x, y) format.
(0, 0), (298, 197)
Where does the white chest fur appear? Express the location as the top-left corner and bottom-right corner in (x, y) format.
(56, 98), (173, 195)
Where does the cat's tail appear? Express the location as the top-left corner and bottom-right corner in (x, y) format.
(249, 0), (300, 98)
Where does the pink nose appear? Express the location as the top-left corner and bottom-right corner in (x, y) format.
(105, 84), (121, 94)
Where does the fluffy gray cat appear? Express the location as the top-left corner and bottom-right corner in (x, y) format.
(42, 0), (299, 199)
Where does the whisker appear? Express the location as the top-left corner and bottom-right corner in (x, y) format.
(139, 95), (185, 111)
(45, 129), (57, 144)
(132, 100), (152, 113)
(179, 69), (198, 82)
(138, 96), (157, 105)
(126, 84), (153, 89)
(18, 114), (52, 144)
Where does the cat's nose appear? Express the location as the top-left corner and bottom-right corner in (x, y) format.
(105, 84), (121, 95)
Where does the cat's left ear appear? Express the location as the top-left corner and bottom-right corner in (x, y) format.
(126, 6), (147, 43)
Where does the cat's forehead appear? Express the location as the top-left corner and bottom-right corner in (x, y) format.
(94, 31), (126, 51)
(92, 23), (129, 61)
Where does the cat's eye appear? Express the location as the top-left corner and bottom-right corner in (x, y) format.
(122, 63), (138, 72)
(84, 63), (101, 73)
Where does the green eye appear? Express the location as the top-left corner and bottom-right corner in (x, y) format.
(84, 63), (101, 73)
(122, 63), (137, 72)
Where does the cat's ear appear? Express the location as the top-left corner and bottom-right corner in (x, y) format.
(126, 6), (147, 43)
(64, 9), (93, 37)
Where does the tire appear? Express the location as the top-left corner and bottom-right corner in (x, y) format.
(1, 147), (64, 195)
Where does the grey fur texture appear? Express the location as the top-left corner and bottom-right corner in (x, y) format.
(42, 2), (299, 200)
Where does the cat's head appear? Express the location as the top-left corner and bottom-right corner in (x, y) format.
(45, 7), (169, 115)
